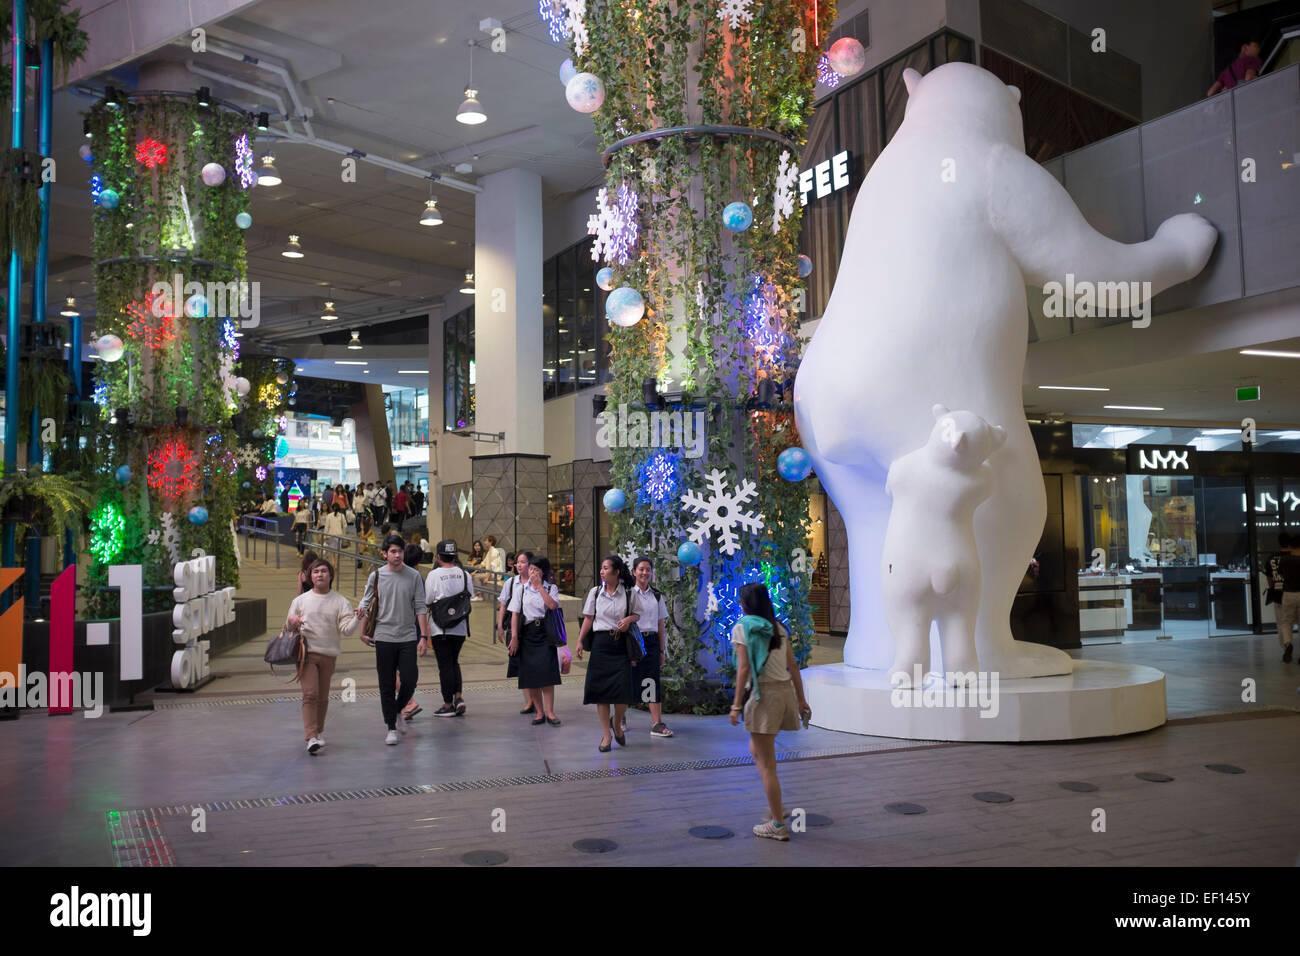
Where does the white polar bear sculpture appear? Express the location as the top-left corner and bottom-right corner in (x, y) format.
(882, 406), (1005, 687)
(794, 62), (1217, 679)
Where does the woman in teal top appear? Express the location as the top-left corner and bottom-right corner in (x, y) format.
(729, 582), (811, 841)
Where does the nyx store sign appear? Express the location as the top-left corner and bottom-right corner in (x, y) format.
(1127, 444), (1197, 475)
(799, 150), (852, 206)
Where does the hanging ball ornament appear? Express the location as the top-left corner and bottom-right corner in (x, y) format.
(602, 488), (627, 514)
(235, 211), (253, 229)
(275, 371), (289, 385)
(605, 286), (645, 327)
(722, 201), (754, 232)
(188, 506), (209, 526)
(559, 58), (577, 85)
(827, 37), (867, 76)
(98, 188), (120, 210)
(235, 377), (251, 397)
(565, 72), (606, 113)
(676, 541), (703, 567)
(777, 446), (814, 482)
(78, 143), (94, 162)
(596, 267), (616, 292)
(252, 428), (264, 439)
(115, 465), (132, 484)
(201, 162), (227, 187)
(95, 334), (125, 363)
(797, 254), (814, 278)
(185, 293), (210, 318)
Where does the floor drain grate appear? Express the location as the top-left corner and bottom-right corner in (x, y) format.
(106, 809), (176, 867)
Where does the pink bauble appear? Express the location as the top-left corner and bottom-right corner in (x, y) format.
(201, 162), (227, 186)
(827, 37), (867, 77)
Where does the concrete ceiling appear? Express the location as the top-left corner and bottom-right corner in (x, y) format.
(44, 0), (604, 347)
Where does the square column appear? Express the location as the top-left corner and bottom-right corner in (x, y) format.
(474, 168), (544, 456)
(472, 453), (549, 556)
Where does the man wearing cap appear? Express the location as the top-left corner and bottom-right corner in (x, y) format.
(425, 539), (475, 717)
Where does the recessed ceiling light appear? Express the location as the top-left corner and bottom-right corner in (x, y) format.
(397, 370), (426, 374)
(1038, 385), (1109, 391)
(334, 360), (368, 366)
(295, 366), (304, 372)
(1240, 348), (1300, 359)
(1104, 404), (1164, 411)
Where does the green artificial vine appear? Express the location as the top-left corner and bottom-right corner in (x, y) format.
(575, 0), (833, 713)
(83, 94), (255, 608)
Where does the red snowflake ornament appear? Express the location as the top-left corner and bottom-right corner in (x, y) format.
(135, 137), (168, 169)
(147, 439), (199, 500)
(125, 291), (176, 348)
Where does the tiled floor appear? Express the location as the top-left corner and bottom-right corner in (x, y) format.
(2, 553), (1297, 867)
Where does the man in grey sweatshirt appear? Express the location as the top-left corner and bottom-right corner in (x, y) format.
(359, 533), (430, 744)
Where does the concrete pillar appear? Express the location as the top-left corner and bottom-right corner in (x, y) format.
(427, 309), (443, 539)
(472, 168), (546, 553)
(474, 167), (544, 454)
(352, 384), (394, 483)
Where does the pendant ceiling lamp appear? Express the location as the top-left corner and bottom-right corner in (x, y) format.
(347, 330), (363, 350)
(257, 153), (282, 186)
(457, 40), (486, 125)
(320, 300), (339, 321)
(281, 234), (304, 258)
(419, 178), (443, 226)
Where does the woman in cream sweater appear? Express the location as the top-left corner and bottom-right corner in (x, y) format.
(285, 558), (361, 754)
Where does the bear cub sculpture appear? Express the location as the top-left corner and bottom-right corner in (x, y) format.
(882, 405), (1006, 688)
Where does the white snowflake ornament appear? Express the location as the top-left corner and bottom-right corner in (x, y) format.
(705, 581), (719, 616)
(588, 183), (639, 265)
(618, 540), (641, 569)
(680, 468), (765, 557)
(717, 0), (754, 30)
(772, 150), (798, 233)
(159, 512), (182, 564)
(238, 444), (261, 467)
(565, 0), (588, 57)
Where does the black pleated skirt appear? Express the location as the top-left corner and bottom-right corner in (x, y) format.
(628, 628), (661, 705)
(518, 620), (561, 689)
(583, 630), (633, 705)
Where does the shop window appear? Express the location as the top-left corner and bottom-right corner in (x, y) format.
(443, 307), (474, 430)
(548, 491), (576, 595)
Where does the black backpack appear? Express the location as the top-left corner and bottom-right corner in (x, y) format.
(429, 568), (473, 629)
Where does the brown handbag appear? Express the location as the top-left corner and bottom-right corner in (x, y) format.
(363, 570), (380, 641)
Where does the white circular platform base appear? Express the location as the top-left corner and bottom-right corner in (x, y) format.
(802, 660), (1166, 742)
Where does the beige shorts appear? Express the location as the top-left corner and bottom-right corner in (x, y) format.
(744, 678), (800, 734)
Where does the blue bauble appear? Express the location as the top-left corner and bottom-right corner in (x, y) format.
(235, 211), (253, 229)
(605, 286), (645, 327)
(185, 293), (210, 318)
(242, 481), (251, 488)
(602, 488), (627, 513)
(677, 541), (703, 566)
(115, 465), (132, 484)
(188, 506), (209, 526)
(252, 428), (264, 439)
(797, 254), (813, 278)
(99, 188), (120, 210)
(596, 266), (615, 292)
(722, 201), (753, 232)
(777, 446), (814, 482)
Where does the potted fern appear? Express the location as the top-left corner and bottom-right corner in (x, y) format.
(0, 470), (93, 541)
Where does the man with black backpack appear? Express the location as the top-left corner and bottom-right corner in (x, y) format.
(425, 540), (475, 717)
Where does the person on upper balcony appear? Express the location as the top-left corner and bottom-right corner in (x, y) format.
(1207, 37), (1262, 96)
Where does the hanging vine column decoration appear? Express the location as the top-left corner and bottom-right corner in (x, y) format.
(571, 0), (835, 711)
(85, 93), (255, 612)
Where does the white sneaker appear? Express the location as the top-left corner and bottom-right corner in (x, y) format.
(307, 737), (321, 754)
(316, 734), (325, 747)
(385, 730), (399, 745)
(397, 717), (409, 735)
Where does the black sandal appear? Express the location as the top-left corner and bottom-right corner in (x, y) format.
(520, 704), (536, 715)
(546, 716), (561, 726)
(531, 716), (546, 726)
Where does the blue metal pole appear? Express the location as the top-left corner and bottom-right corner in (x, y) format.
(3, 0), (27, 575)
(28, 35), (51, 602)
